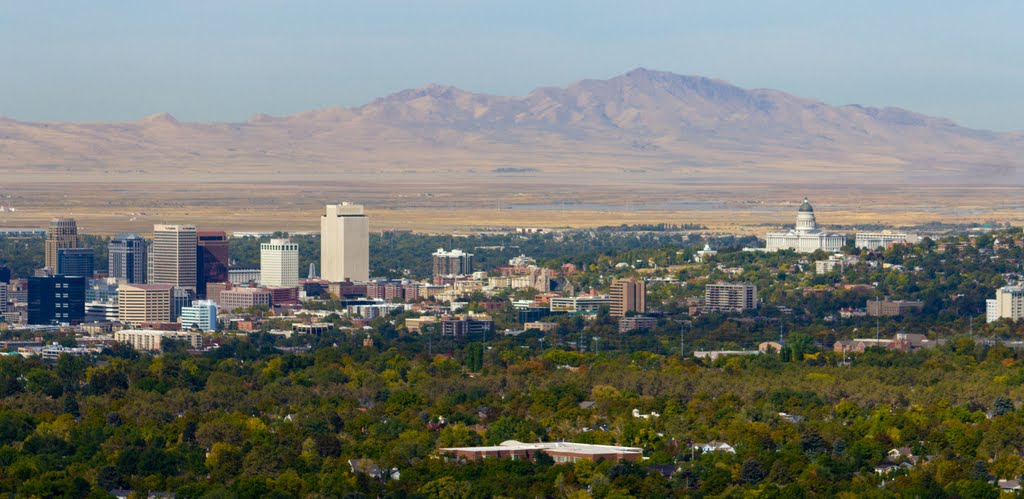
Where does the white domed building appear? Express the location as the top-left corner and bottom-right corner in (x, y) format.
(765, 198), (846, 253)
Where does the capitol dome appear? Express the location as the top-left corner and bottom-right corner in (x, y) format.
(798, 198), (814, 213)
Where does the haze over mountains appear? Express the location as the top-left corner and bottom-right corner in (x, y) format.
(3, 68), (1023, 188)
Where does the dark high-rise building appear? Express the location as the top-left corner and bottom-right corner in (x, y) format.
(0, 265), (10, 283)
(109, 233), (148, 284)
(197, 231), (229, 298)
(432, 248), (474, 277)
(56, 248), (95, 277)
(44, 218), (78, 270)
(28, 275), (85, 325)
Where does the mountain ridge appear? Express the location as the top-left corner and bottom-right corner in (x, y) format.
(1, 68), (1022, 186)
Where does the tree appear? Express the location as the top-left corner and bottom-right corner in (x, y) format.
(992, 397), (1014, 417)
(740, 458), (766, 485)
(419, 477), (471, 499)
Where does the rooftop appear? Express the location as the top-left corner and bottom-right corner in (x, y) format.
(439, 440), (642, 456)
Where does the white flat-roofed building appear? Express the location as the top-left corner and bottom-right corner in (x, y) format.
(261, 238), (299, 287)
(114, 329), (202, 352)
(439, 440), (643, 463)
(855, 231), (919, 250)
(766, 199), (846, 253)
(550, 295), (612, 313)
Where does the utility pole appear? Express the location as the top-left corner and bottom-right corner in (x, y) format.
(875, 297), (880, 341)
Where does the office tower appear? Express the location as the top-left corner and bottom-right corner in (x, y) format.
(320, 203), (369, 282)
(56, 247), (95, 277)
(197, 231), (230, 296)
(117, 283), (173, 326)
(172, 287), (194, 320)
(610, 278), (646, 318)
(27, 276), (85, 325)
(432, 248), (474, 276)
(261, 238), (299, 287)
(0, 265), (11, 283)
(180, 300), (217, 332)
(108, 233), (147, 284)
(703, 283), (758, 313)
(85, 277), (120, 322)
(44, 218), (78, 270)
(150, 225), (198, 291)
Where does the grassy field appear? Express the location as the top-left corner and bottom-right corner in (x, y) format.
(2, 179), (1020, 235)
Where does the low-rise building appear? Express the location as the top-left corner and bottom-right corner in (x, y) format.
(855, 231), (919, 250)
(550, 295), (611, 313)
(404, 316), (438, 333)
(618, 316), (657, 333)
(693, 350), (760, 361)
(441, 315), (494, 339)
(220, 287), (272, 311)
(834, 338), (893, 354)
(114, 329), (202, 352)
(292, 322), (332, 335)
(439, 440), (642, 463)
(693, 442), (736, 454)
(866, 299), (923, 317)
(524, 321), (559, 332)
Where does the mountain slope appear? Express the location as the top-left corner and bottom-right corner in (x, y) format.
(1, 68), (1022, 186)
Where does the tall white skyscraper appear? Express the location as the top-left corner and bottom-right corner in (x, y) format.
(320, 203), (369, 282)
(260, 238), (299, 287)
(150, 224), (198, 291)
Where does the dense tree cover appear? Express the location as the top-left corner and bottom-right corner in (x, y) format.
(2, 330), (1024, 497)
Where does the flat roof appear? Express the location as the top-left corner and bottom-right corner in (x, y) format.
(439, 440), (642, 455)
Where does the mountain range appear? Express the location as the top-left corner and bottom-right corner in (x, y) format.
(3, 68), (1023, 189)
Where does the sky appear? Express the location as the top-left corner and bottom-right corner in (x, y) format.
(1, 1), (1022, 131)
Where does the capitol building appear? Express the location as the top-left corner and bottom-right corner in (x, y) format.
(765, 198), (846, 253)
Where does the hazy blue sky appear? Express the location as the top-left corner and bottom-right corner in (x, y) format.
(2, 1), (1022, 130)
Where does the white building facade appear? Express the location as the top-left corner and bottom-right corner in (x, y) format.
(987, 286), (1024, 323)
(149, 224), (198, 291)
(766, 199), (846, 253)
(855, 231), (919, 250)
(320, 203), (369, 282)
(261, 238), (299, 287)
(114, 329), (202, 352)
(180, 300), (218, 332)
